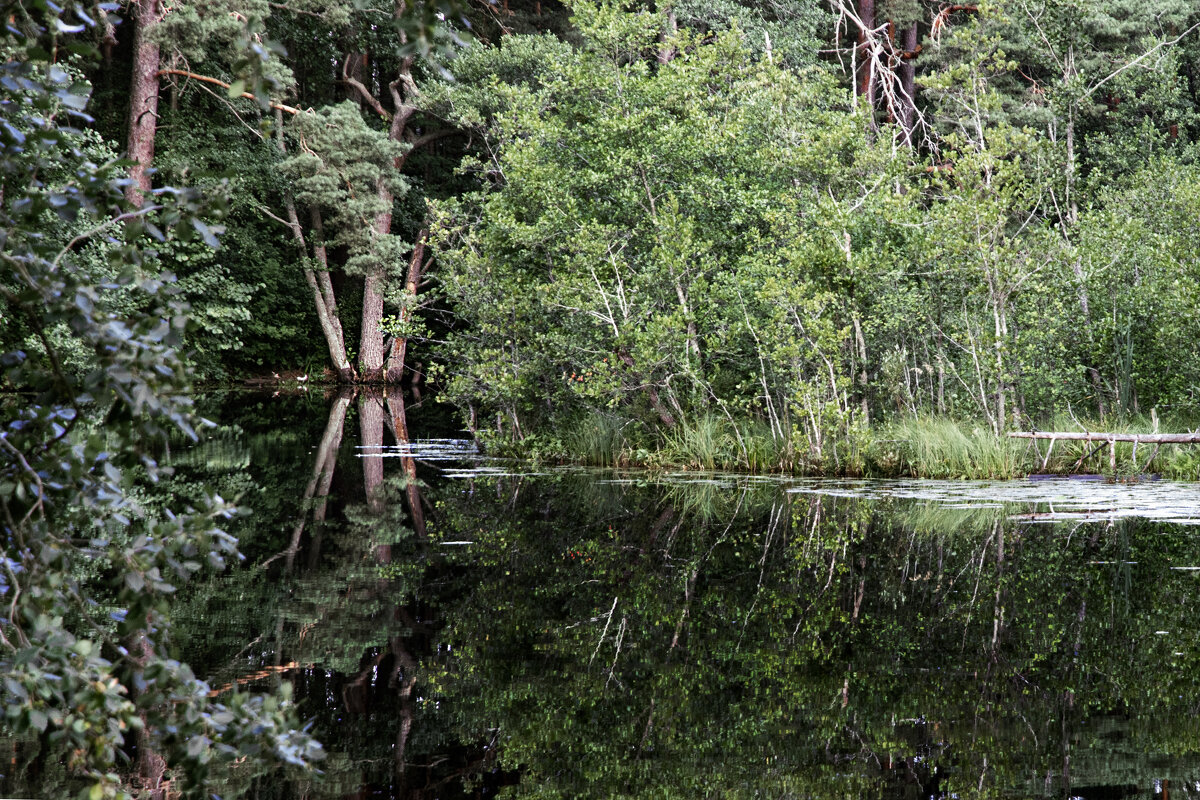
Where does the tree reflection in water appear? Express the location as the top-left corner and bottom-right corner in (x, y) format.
(147, 395), (1200, 799)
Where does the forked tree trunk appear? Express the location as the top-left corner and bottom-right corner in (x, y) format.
(274, 111), (356, 381)
(125, 0), (164, 207)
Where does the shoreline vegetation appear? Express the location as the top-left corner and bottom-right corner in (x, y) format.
(483, 410), (1200, 481)
(219, 377), (1200, 481)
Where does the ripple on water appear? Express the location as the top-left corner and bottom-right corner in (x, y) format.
(787, 477), (1200, 524)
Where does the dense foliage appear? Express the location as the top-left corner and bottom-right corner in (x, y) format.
(0, 2), (324, 798)
(431, 2), (1200, 466)
(11, 1), (1200, 795)
(3, 0), (1194, 453)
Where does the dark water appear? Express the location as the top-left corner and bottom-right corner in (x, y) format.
(14, 392), (1200, 799)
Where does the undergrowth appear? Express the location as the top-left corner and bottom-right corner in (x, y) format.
(498, 409), (1200, 480)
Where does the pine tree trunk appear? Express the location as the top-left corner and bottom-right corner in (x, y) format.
(359, 270), (387, 383)
(125, 0), (164, 207)
(358, 180), (392, 383)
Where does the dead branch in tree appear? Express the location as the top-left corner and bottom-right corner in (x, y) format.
(930, 4), (979, 43)
(156, 68), (301, 115)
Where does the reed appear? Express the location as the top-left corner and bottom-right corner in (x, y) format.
(661, 413), (740, 471)
(876, 417), (1024, 479)
(552, 408), (1200, 480)
(563, 413), (641, 467)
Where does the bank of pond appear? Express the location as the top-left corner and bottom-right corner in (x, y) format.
(6, 392), (1200, 799)
(489, 409), (1200, 481)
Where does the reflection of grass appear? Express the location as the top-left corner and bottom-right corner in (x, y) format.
(657, 475), (783, 523)
(901, 502), (1005, 536)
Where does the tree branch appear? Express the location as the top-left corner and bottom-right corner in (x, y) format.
(155, 69), (301, 114)
(341, 54), (390, 119)
(1079, 21), (1200, 105)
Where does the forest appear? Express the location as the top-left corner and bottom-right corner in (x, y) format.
(5, 0), (1200, 472)
(5, 2), (1200, 797)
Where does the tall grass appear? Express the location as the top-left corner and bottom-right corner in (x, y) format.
(875, 417), (1024, 479)
(553, 408), (1200, 480)
(872, 411), (1200, 479)
(661, 414), (740, 471)
(563, 413), (642, 467)
(658, 413), (800, 473)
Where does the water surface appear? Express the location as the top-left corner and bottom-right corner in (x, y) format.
(10, 393), (1200, 799)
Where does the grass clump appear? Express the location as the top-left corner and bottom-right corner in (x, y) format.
(874, 417), (1024, 479)
(562, 413), (646, 467)
(661, 414), (740, 471)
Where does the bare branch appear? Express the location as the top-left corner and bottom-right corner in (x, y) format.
(1079, 21), (1200, 105)
(341, 53), (391, 119)
(155, 68), (301, 114)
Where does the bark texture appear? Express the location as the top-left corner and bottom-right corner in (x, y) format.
(125, 0), (164, 207)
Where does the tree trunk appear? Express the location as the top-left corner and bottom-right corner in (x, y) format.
(357, 169), (394, 384)
(125, 0), (164, 207)
(348, 42), (421, 384)
(274, 110), (356, 381)
(305, 210), (356, 381)
(385, 227), (428, 384)
(898, 21), (918, 144)
(359, 270), (387, 382)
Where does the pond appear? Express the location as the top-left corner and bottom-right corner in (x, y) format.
(8, 391), (1200, 799)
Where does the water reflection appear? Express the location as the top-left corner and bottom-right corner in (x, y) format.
(12, 394), (1200, 799)
(198, 395), (1200, 799)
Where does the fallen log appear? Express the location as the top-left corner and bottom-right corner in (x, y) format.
(1008, 431), (1200, 443)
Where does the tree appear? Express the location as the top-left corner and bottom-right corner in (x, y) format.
(0, 4), (321, 797)
(433, 4), (907, 464)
